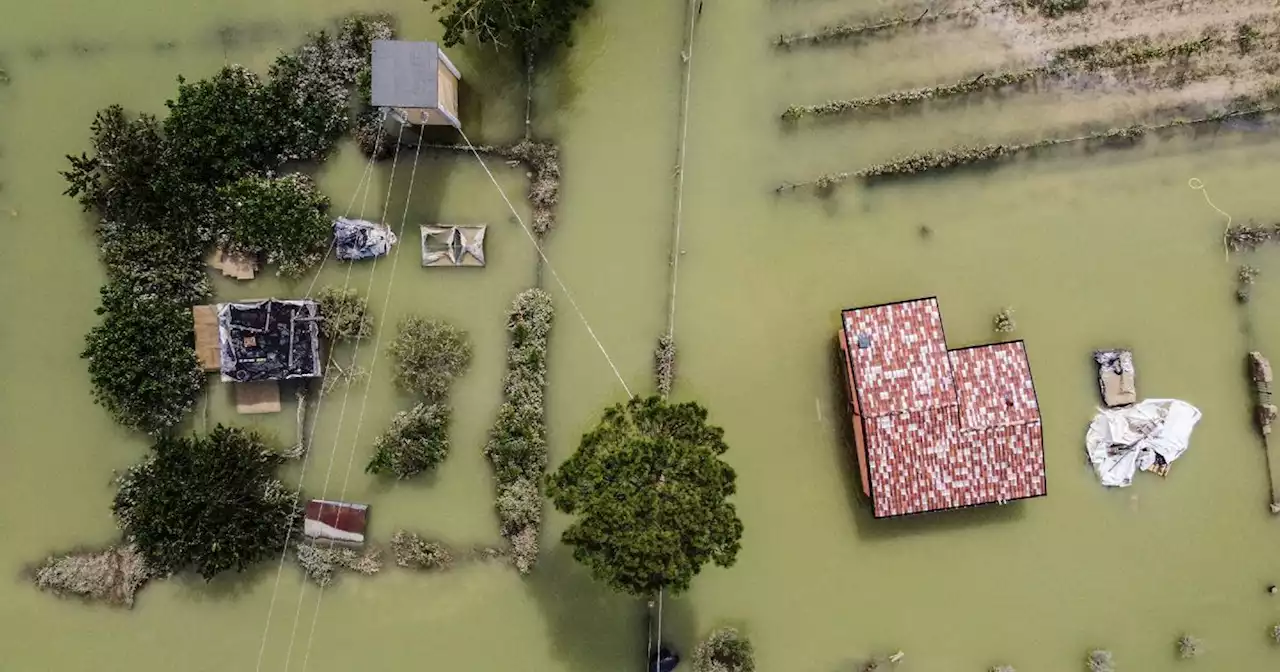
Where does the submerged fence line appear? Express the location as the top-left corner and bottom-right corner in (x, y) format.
(776, 104), (1280, 192)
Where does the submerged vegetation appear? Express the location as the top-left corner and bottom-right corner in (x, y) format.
(547, 395), (743, 597)
(390, 530), (454, 570)
(389, 317), (473, 402)
(654, 333), (676, 398)
(317, 285), (372, 342)
(113, 426), (298, 580)
(367, 403), (452, 479)
(994, 307), (1017, 333)
(692, 627), (755, 672)
(424, 140), (564, 234)
(64, 15), (393, 433)
(294, 541), (382, 586)
(779, 104), (1280, 192)
(1176, 634), (1203, 659)
(1086, 649), (1116, 672)
(431, 0), (592, 58)
(781, 33), (1226, 123)
(29, 545), (152, 608)
(1237, 265), (1260, 303)
(485, 288), (555, 574)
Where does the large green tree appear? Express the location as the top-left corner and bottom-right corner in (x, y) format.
(217, 173), (332, 278)
(547, 395), (743, 597)
(429, 0), (593, 58)
(113, 426), (298, 580)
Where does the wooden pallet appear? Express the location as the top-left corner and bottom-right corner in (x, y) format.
(191, 304), (220, 372)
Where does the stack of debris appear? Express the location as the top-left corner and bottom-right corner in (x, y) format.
(334, 218), (397, 261)
(1095, 349), (1136, 407)
(206, 247), (258, 280)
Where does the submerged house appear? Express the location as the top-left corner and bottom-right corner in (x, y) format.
(838, 297), (1046, 518)
(371, 39), (462, 129)
(216, 299), (322, 383)
(304, 499), (368, 545)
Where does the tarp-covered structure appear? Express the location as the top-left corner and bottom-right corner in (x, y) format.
(334, 218), (397, 261)
(1085, 398), (1201, 487)
(217, 299), (322, 383)
(421, 225), (486, 267)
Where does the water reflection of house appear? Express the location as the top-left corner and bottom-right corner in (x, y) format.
(838, 297), (1046, 518)
(371, 39), (462, 129)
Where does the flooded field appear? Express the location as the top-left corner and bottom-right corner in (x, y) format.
(3, 0), (1280, 671)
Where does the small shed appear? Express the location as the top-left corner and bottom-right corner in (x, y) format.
(421, 225), (486, 267)
(304, 499), (368, 545)
(217, 299), (322, 383)
(371, 40), (462, 129)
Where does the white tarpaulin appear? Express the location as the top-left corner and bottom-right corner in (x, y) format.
(1085, 399), (1202, 487)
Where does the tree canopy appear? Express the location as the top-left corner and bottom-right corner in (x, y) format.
(546, 395), (743, 597)
(112, 426), (298, 580)
(218, 173), (332, 278)
(429, 0), (593, 58)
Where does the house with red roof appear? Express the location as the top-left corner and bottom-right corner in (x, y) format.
(838, 297), (1046, 518)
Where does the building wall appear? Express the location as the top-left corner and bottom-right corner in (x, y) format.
(839, 330), (871, 497)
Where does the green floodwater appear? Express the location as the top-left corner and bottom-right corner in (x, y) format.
(3, 0), (1280, 670)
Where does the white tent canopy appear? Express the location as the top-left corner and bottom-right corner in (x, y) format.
(1085, 399), (1201, 487)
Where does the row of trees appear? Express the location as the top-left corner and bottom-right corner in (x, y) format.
(68, 17), (393, 434)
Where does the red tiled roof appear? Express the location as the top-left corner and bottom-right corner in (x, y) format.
(843, 298), (953, 416)
(842, 298), (1045, 517)
(950, 342), (1040, 431)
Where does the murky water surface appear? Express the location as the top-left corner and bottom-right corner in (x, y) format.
(3, 1), (1280, 670)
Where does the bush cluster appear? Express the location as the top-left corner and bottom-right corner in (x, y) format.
(64, 16), (393, 433)
(693, 627), (755, 672)
(294, 541), (381, 587)
(366, 403), (452, 479)
(29, 544), (152, 608)
(390, 530), (454, 570)
(485, 288), (554, 574)
(389, 317), (473, 402)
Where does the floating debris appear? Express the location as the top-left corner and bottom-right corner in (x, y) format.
(29, 544), (151, 608)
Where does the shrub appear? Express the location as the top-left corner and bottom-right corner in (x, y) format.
(113, 426), (299, 580)
(1086, 649), (1115, 672)
(390, 530), (454, 570)
(1177, 634), (1202, 658)
(294, 541), (381, 586)
(994, 306), (1017, 333)
(692, 627), (755, 672)
(991, 666), (1016, 672)
(389, 317), (473, 401)
(654, 333), (676, 397)
(1271, 623), (1280, 643)
(366, 403), (451, 478)
(29, 545), (151, 608)
(317, 285), (372, 342)
(82, 287), (204, 434)
(485, 289), (554, 574)
(217, 173), (331, 278)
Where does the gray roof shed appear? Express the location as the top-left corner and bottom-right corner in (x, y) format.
(371, 40), (440, 109)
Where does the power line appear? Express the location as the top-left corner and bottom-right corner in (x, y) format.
(252, 118), (404, 672)
(298, 137), (425, 672)
(456, 127), (633, 398)
(278, 123), (413, 672)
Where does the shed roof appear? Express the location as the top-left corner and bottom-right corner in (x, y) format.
(371, 40), (439, 108)
(304, 499), (368, 544)
(842, 297), (1046, 518)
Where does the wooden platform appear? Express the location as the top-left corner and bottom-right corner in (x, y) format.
(206, 247), (258, 280)
(192, 304), (220, 372)
(234, 380), (281, 414)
